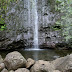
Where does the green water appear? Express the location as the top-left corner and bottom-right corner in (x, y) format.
(0, 49), (72, 61)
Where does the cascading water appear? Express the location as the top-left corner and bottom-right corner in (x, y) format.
(33, 0), (39, 49)
(25, 0), (39, 50)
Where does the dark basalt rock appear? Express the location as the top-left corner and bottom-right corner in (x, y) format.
(0, 38), (26, 50)
(39, 42), (56, 49)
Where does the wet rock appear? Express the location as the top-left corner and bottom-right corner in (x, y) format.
(65, 69), (72, 72)
(0, 38), (13, 50)
(0, 55), (3, 64)
(0, 39), (25, 50)
(7, 40), (25, 50)
(53, 56), (60, 59)
(51, 54), (72, 72)
(40, 42), (56, 49)
(30, 60), (55, 72)
(9, 70), (15, 72)
(1, 68), (8, 72)
(0, 33), (27, 50)
(53, 70), (61, 72)
(15, 68), (30, 72)
(0, 63), (5, 70)
(26, 58), (35, 69)
(55, 42), (68, 50)
(4, 51), (27, 70)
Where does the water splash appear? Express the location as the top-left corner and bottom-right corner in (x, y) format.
(25, 48), (44, 51)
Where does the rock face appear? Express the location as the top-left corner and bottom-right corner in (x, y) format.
(15, 68), (30, 72)
(0, 63), (5, 70)
(1, 68), (8, 72)
(9, 70), (15, 72)
(31, 60), (55, 72)
(0, 36), (26, 50)
(0, 55), (3, 64)
(26, 58), (35, 69)
(0, 0), (63, 50)
(53, 70), (61, 72)
(4, 51), (27, 70)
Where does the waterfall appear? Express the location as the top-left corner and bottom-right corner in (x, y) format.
(28, 0), (30, 26)
(32, 0), (39, 49)
(25, 0), (39, 50)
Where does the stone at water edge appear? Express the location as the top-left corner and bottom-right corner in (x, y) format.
(9, 70), (15, 72)
(0, 55), (3, 64)
(15, 68), (30, 72)
(30, 60), (55, 72)
(53, 70), (61, 72)
(26, 58), (35, 69)
(1, 68), (8, 72)
(4, 51), (27, 70)
(0, 63), (5, 70)
(51, 54), (72, 72)
(65, 69), (72, 72)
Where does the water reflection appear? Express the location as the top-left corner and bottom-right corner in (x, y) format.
(33, 51), (38, 60)
(19, 49), (59, 61)
(0, 49), (72, 61)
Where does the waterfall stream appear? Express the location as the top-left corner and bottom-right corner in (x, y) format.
(25, 0), (39, 50)
(28, 0), (39, 50)
(33, 0), (39, 49)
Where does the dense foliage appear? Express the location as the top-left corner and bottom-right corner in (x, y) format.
(0, 0), (17, 31)
(55, 0), (72, 42)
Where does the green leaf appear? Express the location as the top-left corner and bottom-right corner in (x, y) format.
(0, 28), (4, 31)
(56, 0), (62, 3)
(61, 16), (66, 19)
(0, 18), (5, 24)
(55, 5), (58, 11)
(56, 21), (61, 24)
(65, 35), (72, 41)
(60, 2), (64, 6)
(68, 0), (72, 4)
(1, 26), (5, 29)
(58, 7), (61, 10)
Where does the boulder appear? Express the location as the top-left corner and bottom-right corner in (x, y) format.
(1, 68), (8, 72)
(30, 60), (55, 72)
(4, 51), (27, 70)
(0, 63), (5, 70)
(26, 58), (35, 69)
(51, 54), (72, 72)
(15, 68), (30, 72)
(0, 55), (3, 63)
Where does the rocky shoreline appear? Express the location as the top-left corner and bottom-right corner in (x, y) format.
(0, 51), (72, 72)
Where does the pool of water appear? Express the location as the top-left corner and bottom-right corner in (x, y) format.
(0, 49), (72, 61)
